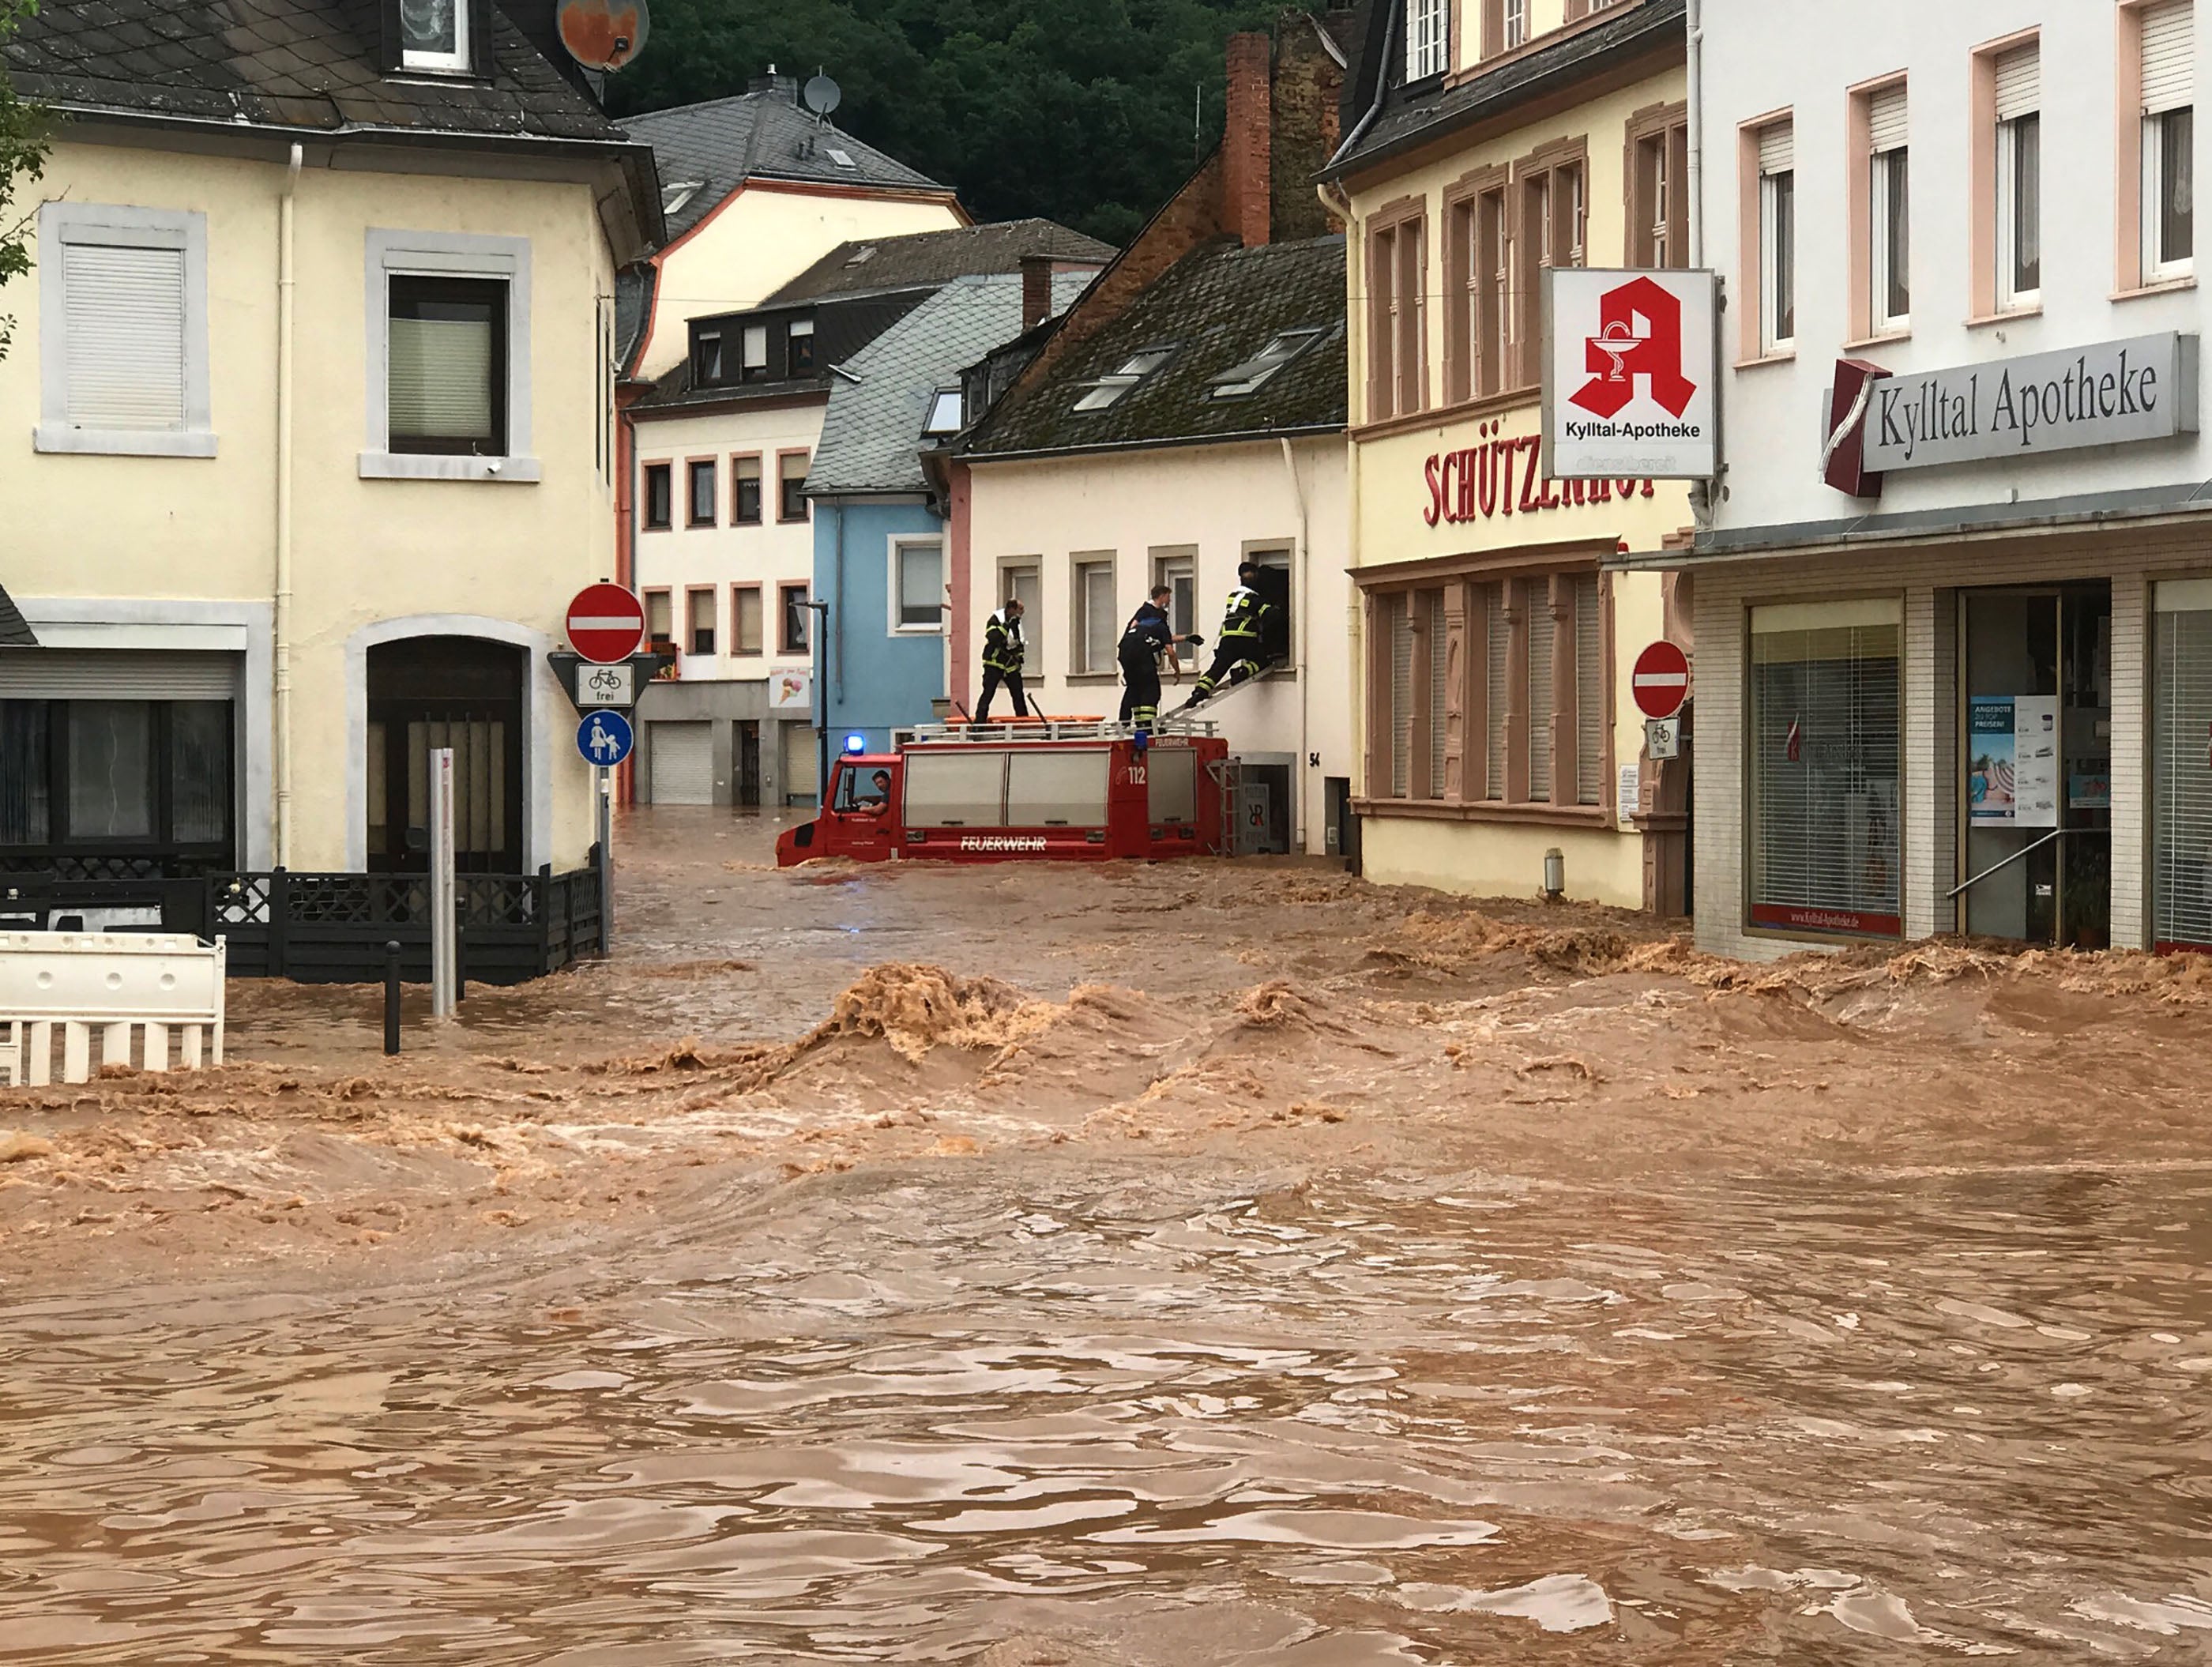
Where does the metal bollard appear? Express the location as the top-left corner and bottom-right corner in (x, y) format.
(383, 939), (402, 1056)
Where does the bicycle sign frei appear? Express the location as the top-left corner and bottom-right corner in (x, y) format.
(566, 583), (646, 665)
(574, 661), (637, 709)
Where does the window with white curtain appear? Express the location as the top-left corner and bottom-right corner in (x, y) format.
(893, 540), (945, 634)
(364, 230), (532, 480)
(2142, 1), (2195, 281)
(1867, 82), (1910, 332)
(1074, 557), (1118, 673)
(37, 203), (213, 457)
(1994, 44), (2041, 310)
(1758, 122), (1796, 353)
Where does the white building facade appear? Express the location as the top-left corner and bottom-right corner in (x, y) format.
(1670, 0), (2211, 957)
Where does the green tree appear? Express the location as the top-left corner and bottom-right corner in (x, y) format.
(609, 0), (1325, 245)
(0, 0), (51, 361)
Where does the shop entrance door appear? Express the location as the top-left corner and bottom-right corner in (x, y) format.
(1958, 586), (2112, 946)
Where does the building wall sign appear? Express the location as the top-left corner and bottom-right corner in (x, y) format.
(1861, 333), (2199, 473)
(1544, 269), (1721, 480)
(1423, 420), (1656, 526)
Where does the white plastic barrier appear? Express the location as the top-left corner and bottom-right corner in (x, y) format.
(0, 932), (227, 1088)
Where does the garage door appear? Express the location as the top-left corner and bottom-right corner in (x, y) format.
(781, 722), (819, 803)
(650, 721), (713, 805)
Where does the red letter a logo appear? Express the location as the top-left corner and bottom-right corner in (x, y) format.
(1570, 277), (1696, 420)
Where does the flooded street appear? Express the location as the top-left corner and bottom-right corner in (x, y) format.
(4, 811), (2212, 1661)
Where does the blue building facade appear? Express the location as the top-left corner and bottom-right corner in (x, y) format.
(807, 271), (1095, 753)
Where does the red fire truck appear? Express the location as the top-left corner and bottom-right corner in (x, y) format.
(776, 722), (1232, 867)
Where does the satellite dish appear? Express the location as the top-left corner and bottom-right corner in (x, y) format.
(557, 0), (650, 73)
(802, 73), (843, 119)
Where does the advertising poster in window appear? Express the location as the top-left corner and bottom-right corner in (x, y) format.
(1543, 269), (1720, 480)
(1969, 696), (2059, 827)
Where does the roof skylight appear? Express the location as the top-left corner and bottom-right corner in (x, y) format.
(1208, 328), (1326, 399)
(1073, 348), (1176, 413)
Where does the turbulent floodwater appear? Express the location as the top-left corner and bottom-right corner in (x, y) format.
(4, 811), (2212, 1662)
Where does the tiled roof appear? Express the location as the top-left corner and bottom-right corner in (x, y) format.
(0, 583), (34, 649)
(626, 80), (953, 240)
(963, 235), (1347, 461)
(769, 220), (1115, 307)
(808, 271), (1095, 498)
(1, 0), (628, 142)
(1330, 0), (1683, 180)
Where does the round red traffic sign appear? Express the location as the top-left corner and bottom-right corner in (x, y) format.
(1631, 640), (1691, 721)
(567, 583), (645, 665)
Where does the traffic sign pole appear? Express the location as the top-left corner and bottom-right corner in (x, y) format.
(597, 764), (615, 958)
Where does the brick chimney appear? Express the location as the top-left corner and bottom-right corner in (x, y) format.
(1020, 254), (1055, 332)
(1221, 32), (1273, 248)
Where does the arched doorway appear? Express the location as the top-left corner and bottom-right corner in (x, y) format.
(366, 637), (525, 874)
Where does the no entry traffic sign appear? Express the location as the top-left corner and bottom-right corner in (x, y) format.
(566, 584), (646, 665)
(1631, 640), (1691, 721)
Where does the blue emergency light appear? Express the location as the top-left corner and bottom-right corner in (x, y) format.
(845, 734), (868, 754)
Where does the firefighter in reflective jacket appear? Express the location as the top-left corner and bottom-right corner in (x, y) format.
(1119, 585), (1201, 736)
(1179, 563), (1275, 710)
(976, 597), (1029, 721)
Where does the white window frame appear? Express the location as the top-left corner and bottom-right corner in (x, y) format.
(997, 559), (1044, 678)
(1503, 0), (1528, 50)
(36, 203), (215, 459)
(400, 0), (472, 74)
(1996, 113), (2041, 311)
(890, 536), (946, 637)
(1071, 553), (1118, 675)
(1870, 145), (1911, 334)
(361, 228), (536, 483)
(1759, 163), (1796, 355)
(2144, 108), (2196, 282)
(1407, 0), (1448, 81)
(1150, 548), (1199, 672)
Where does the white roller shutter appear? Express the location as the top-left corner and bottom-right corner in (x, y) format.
(781, 722), (819, 803)
(2154, 587), (2212, 949)
(649, 721), (713, 805)
(63, 241), (187, 431)
(1758, 122), (1795, 178)
(1867, 82), (1909, 152)
(1994, 43), (2041, 122)
(0, 650), (237, 700)
(2142, 0), (2195, 115)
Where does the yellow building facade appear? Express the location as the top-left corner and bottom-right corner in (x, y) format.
(1325, 0), (1692, 910)
(0, 6), (656, 882)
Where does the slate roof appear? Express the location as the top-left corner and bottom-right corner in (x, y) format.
(626, 80), (953, 241)
(769, 220), (1115, 307)
(808, 271), (1096, 498)
(1329, 0), (1683, 180)
(963, 235), (1347, 461)
(0, 583), (34, 649)
(1, 0), (628, 142)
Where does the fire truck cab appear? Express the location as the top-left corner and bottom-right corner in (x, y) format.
(776, 723), (1232, 867)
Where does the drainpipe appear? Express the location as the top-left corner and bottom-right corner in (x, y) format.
(833, 502), (848, 713)
(1686, 0), (1714, 527)
(1281, 436), (1312, 855)
(274, 142), (302, 868)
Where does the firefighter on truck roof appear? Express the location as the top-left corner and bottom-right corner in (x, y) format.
(976, 596), (1029, 722)
(1119, 584), (1202, 740)
(1177, 563), (1277, 713)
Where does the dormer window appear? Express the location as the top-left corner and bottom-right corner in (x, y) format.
(923, 387), (965, 437)
(741, 325), (769, 382)
(694, 329), (724, 385)
(1209, 328), (1325, 399)
(1073, 348), (1175, 413)
(398, 0), (470, 74)
(788, 317), (817, 375)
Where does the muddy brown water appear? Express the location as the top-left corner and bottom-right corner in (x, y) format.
(3, 810), (2211, 1661)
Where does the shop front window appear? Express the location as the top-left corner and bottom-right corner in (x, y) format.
(2154, 579), (2212, 950)
(0, 698), (234, 867)
(1748, 601), (1902, 938)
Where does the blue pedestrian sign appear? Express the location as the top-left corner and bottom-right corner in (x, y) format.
(577, 710), (634, 769)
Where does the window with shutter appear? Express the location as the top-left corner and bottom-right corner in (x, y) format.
(896, 541), (944, 633)
(2155, 584), (2212, 950)
(1485, 583), (1510, 800)
(1864, 83), (1910, 331)
(1749, 601), (1904, 938)
(1525, 581), (1554, 803)
(38, 204), (213, 458)
(387, 276), (506, 456)
(1388, 595), (1413, 800)
(1574, 572), (1604, 806)
(1424, 589), (1449, 795)
(2142, 2), (2195, 280)
(1756, 121), (1796, 353)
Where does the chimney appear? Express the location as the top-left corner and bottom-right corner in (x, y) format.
(1221, 32), (1273, 248)
(1020, 254), (1055, 331)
